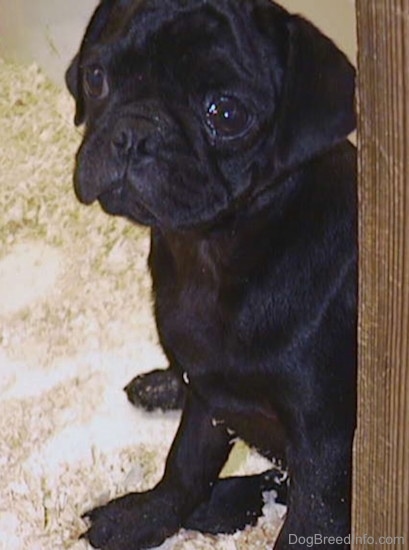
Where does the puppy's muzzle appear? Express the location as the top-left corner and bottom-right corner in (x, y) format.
(74, 117), (159, 205)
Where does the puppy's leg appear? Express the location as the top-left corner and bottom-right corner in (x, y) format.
(183, 467), (288, 534)
(275, 419), (353, 550)
(124, 367), (185, 411)
(83, 392), (232, 550)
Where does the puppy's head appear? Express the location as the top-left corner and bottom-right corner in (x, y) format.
(66, 0), (355, 230)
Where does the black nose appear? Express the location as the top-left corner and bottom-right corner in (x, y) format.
(111, 118), (156, 156)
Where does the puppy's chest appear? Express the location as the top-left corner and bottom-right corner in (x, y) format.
(156, 266), (227, 371)
(151, 234), (236, 372)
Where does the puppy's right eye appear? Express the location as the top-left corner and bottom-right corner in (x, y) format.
(83, 64), (109, 99)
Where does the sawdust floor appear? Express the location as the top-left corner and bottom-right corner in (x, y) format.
(0, 59), (285, 550)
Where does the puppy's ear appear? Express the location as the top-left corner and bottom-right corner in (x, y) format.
(65, 54), (78, 97)
(65, 54), (85, 126)
(256, 6), (356, 172)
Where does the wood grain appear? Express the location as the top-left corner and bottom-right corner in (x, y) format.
(353, 1), (409, 547)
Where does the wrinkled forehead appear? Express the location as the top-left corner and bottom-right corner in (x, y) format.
(79, 0), (287, 98)
(105, 0), (211, 40)
(83, 0), (255, 60)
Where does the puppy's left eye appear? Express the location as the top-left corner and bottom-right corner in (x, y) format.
(206, 96), (249, 138)
(83, 64), (109, 99)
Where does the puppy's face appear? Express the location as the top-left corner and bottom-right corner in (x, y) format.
(67, 0), (355, 230)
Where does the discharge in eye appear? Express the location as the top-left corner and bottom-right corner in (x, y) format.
(206, 96), (249, 137)
(83, 64), (109, 99)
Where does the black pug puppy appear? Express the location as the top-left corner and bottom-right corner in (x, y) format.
(66, 0), (357, 548)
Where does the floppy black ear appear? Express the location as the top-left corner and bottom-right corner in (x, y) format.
(65, 54), (85, 126)
(65, 54), (78, 98)
(256, 5), (356, 172)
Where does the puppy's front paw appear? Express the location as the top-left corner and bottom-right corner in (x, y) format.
(124, 368), (185, 411)
(82, 492), (180, 550)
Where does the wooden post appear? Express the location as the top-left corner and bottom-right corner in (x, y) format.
(353, 1), (409, 547)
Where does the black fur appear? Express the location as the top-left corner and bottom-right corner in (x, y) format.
(66, 1), (357, 548)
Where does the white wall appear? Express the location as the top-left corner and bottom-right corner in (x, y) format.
(278, 0), (356, 61)
(0, 0), (97, 83)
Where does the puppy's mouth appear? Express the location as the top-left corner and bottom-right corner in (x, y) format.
(97, 180), (157, 225)
(98, 183), (125, 214)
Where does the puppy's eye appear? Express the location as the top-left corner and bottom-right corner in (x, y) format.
(83, 64), (109, 99)
(206, 96), (249, 138)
